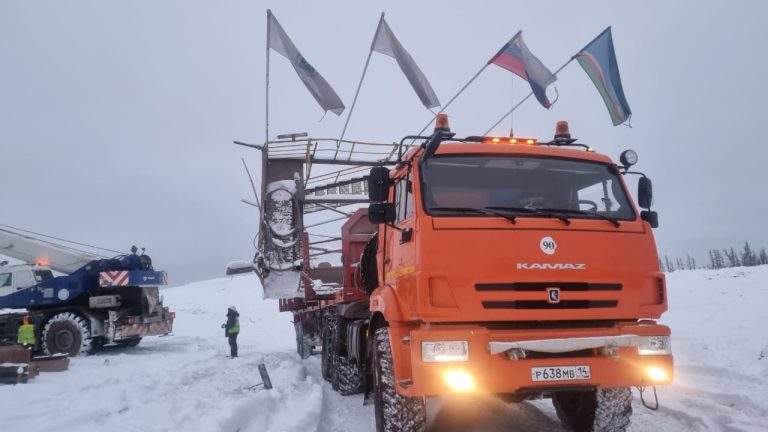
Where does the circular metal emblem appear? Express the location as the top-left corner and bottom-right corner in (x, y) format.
(540, 236), (557, 255)
(57, 288), (70, 301)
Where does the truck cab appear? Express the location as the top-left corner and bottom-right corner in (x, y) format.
(364, 119), (672, 431)
(0, 264), (54, 298)
(256, 118), (671, 432)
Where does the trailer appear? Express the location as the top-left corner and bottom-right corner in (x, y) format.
(248, 116), (672, 432)
(0, 228), (174, 356)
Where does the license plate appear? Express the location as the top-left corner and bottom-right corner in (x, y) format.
(531, 365), (591, 382)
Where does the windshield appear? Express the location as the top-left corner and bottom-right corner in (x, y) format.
(34, 270), (54, 283)
(421, 155), (636, 221)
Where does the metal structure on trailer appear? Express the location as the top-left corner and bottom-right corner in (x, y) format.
(248, 136), (399, 305)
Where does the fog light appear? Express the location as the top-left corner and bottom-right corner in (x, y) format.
(442, 369), (476, 393)
(646, 366), (668, 382)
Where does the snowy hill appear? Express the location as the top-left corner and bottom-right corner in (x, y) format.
(1, 269), (767, 431)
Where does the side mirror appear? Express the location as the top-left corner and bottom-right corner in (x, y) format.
(641, 210), (659, 228)
(368, 203), (396, 224)
(638, 177), (653, 209)
(368, 166), (390, 202)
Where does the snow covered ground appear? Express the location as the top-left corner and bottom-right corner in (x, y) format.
(1, 267), (767, 431)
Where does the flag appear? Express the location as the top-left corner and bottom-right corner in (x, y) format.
(267, 10), (345, 115)
(489, 31), (556, 108)
(371, 17), (440, 109)
(574, 27), (631, 126)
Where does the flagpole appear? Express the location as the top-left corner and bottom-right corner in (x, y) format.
(338, 12), (384, 159)
(482, 58), (574, 136)
(509, 74), (514, 137)
(265, 10), (271, 145)
(412, 63), (489, 139)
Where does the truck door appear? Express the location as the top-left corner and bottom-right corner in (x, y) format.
(383, 168), (418, 315)
(0, 271), (12, 296)
(14, 270), (36, 291)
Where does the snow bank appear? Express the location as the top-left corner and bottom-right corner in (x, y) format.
(634, 266), (768, 431)
(2, 267), (768, 431)
(0, 274), (324, 432)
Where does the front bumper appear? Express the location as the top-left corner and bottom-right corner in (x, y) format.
(118, 318), (174, 338)
(390, 322), (673, 397)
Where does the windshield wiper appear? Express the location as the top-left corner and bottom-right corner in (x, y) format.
(540, 208), (621, 228)
(428, 206), (519, 224)
(485, 206), (571, 226)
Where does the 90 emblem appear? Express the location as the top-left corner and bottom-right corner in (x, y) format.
(540, 236), (557, 255)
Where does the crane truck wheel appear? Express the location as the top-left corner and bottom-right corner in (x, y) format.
(41, 312), (92, 357)
(552, 387), (632, 432)
(372, 327), (426, 432)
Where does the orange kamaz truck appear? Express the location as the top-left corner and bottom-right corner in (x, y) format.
(247, 116), (672, 432)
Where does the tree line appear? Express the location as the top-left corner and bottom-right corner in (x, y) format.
(660, 241), (768, 272)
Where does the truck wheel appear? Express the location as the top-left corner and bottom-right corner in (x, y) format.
(294, 321), (311, 359)
(330, 317), (363, 395)
(552, 387), (632, 432)
(42, 312), (92, 356)
(335, 355), (364, 395)
(321, 315), (336, 381)
(372, 327), (426, 432)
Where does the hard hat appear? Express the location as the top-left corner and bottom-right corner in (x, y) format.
(228, 305), (237, 312)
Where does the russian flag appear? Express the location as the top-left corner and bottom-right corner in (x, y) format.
(489, 32), (556, 108)
(574, 27), (631, 126)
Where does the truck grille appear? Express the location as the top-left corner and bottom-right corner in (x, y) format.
(476, 282), (621, 310)
(481, 300), (618, 309)
(476, 282), (622, 292)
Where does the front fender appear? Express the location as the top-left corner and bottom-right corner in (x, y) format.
(369, 284), (406, 324)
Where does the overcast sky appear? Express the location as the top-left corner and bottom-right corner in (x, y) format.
(2, 1), (767, 285)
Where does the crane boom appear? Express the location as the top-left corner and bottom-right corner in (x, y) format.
(0, 228), (104, 274)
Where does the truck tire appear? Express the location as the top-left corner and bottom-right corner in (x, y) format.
(552, 387), (632, 432)
(42, 312), (92, 356)
(373, 327), (426, 432)
(335, 355), (364, 395)
(294, 321), (311, 359)
(321, 315), (336, 381)
(330, 317), (363, 395)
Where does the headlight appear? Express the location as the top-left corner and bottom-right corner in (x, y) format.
(637, 336), (672, 355)
(421, 341), (469, 362)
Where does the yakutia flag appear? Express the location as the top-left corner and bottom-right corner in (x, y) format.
(574, 27), (632, 126)
(489, 31), (556, 108)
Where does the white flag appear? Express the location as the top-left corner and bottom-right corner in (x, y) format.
(267, 10), (345, 115)
(371, 17), (440, 109)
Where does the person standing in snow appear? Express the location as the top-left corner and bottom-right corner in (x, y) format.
(17, 315), (36, 352)
(222, 306), (240, 358)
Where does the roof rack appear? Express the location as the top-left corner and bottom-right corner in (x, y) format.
(243, 137), (400, 299)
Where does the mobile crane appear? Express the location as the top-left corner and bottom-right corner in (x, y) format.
(0, 228), (175, 356)
(248, 116), (672, 432)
